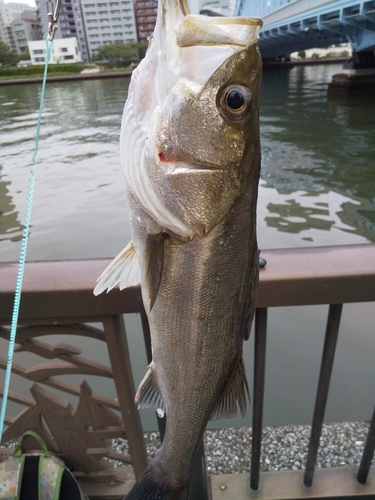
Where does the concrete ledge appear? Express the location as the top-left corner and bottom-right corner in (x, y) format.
(328, 70), (375, 95)
(0, 70), (132, 86)
(210, 466), (375, 499)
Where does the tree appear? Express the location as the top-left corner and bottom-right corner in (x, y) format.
(0, 42), (17, 66)
(92, 41), (148, 67)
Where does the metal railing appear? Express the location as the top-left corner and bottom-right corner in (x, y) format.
(1, 243), (375, 499)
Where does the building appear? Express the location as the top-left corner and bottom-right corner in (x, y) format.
(133, 0), (156, 42)
(234, 0), (292, 17)
(7, 9), (42, 55)
(35, 0), (90, 62)
(36, 0), (138, 62)
(0, 0), (41, 53)
(6, 2), (34, 17)
(200, 0), (235, 16)
(28, 36), (82, 63)
(80, 0), (137, 60)
(0, 0), (14, 46)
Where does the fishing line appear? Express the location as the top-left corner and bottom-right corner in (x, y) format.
(0, 37), (54, 443)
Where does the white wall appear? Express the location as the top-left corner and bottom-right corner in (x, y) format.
(28, 36), (82, 64)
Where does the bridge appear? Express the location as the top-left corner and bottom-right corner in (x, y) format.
(235, 0), (375, 62)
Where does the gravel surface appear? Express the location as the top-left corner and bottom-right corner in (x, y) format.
(113, 421), (373, 474)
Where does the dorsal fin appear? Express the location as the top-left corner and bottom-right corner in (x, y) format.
(93, 241), (140, 296)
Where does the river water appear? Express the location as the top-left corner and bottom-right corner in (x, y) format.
(1, 63), (375, 431)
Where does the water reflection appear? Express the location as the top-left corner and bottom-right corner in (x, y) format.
(0, 166), (23, 242)
(266, 197), (334, 234)
(260, 64), (375, 243)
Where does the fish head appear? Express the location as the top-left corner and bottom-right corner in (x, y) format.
(121, 2), (263, 237)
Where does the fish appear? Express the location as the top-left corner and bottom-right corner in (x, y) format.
(93, 0), (263, 498)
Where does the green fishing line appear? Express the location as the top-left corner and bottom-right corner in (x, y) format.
(0, 37), (54, 443)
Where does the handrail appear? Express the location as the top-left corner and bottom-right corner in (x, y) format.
(1, 244), (374, 322)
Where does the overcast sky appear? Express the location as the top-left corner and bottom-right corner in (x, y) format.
(5, 0), (37, 6)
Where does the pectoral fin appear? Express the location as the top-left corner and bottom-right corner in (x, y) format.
(145, 233), (165, 311)
(210, 357), (249, 420)
(93, 241), (140, 296)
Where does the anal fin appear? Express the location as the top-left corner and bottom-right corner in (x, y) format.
(136, 362), (166, 415)
(210, 357), (249, 420)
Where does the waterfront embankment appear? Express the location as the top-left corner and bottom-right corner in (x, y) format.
(0, 69), (132, 86)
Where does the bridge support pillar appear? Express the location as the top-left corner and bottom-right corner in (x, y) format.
(343, 50), (375, 69)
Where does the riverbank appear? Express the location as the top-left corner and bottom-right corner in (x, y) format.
(263, 57), (347, 70)
(0, 58), (348, 85)
(113, 420), (372, 474)
(0, 69), (132, 86)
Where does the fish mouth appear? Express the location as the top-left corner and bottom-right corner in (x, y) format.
(171, 162), (223, 174)
(151, 157), (223, 178)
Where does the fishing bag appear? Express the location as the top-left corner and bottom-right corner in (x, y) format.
(0, 430), (86, 500)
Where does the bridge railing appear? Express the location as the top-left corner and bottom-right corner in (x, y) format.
(211, 243), (375, 499)
(1, 243), (375, 499)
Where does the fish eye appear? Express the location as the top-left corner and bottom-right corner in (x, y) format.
(217, 85), (252, 122)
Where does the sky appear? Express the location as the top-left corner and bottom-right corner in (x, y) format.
(5, 0), (36, 6)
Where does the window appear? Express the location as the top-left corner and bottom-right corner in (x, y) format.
(35, 56), (45, 62)
(64, 55), (74, 60)
(33, 49), (44, 54)
(60, 47), (68, 52)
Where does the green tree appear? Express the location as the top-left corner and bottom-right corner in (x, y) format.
(0, 42), (17, 66)
(92, 41), (148, 67)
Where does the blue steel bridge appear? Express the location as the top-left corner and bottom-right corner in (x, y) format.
(235, 0), (375, 61)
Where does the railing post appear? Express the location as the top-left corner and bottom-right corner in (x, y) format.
(357, 404), (375, 484)
(103, 314), (148, 479)
(250, 307), (268, 491)
(304, 303), (343, 487)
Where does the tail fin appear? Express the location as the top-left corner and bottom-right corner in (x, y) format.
(125, 462), (189, 500)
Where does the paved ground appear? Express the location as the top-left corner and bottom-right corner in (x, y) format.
(113, 420), (373, 474)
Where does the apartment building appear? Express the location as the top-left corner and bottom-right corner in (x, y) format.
(35, 0), (90, 62)
(0, 0), (14, 46)
(200, 0), (236, 16)
(6, 2), (33, 16)
(28, 36), (82, 63)
(133, 0), (156, 42)
(7, 10), (42, 54)
(36, 0), (137, 62)
(81, 0), (137, 60)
